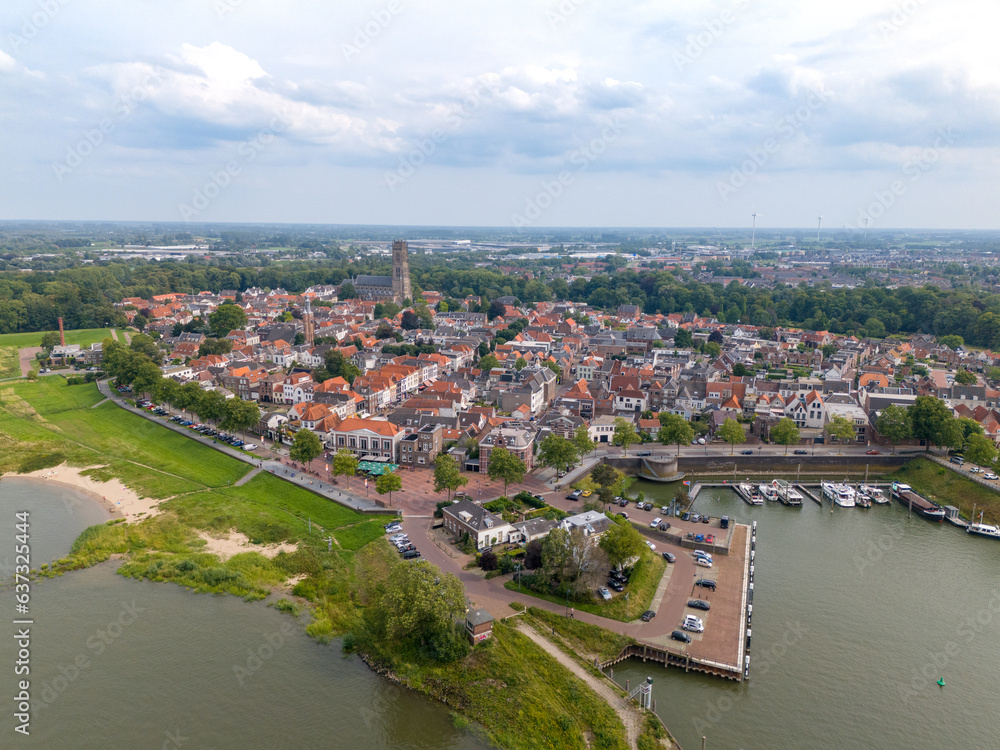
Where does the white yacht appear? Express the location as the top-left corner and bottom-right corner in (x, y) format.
(859, 485), (887, 504)
(822, 481), (856, 508)
(967, 522), (1000, 540)
(757, 483), (779, 502)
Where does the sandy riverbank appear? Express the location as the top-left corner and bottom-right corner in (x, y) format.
(196, 529), (298, 561)
(3, 463), (160, 522)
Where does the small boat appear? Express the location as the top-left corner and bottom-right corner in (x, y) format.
(736, 482), (763, 506)
(967, 522), (1000, 539)
(860, 485), (888, 504)
(773, 478), (803, 506)
(854, 487), (872, 508)
(757, 483), (780, 502)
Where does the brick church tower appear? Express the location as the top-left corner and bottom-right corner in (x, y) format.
(392, 239), (412, 304)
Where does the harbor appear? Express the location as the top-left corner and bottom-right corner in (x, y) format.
(612, 481), (1000, 750)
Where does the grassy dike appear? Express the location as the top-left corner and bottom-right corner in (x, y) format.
(3, 378), (638, 748)
(889, 456), (1000, 523)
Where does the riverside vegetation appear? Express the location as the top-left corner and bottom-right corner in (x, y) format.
(2, 376), (642, 748)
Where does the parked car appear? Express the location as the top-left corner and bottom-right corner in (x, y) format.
(597, 587), (612, 601)
(682, 512), (691, 521)
(688, 599), (711, 611)
(683, 614), (704, 628)
(866, 449), (880, 455)
(607, 580), (625, 592)
(619, 498), (629, 507)
(636, 451), (652, 457)
(402, 549), (421, 559)
(243, 444), (258, 451)
(581, 490), (593, 498)
(694, 579), (717, 590)
(701, 515), (710, 524)
(793, 449), (808, 455)
(567, 490), (583, 501)
(671, 630), (692, 643)
(705, 534), (715, 544)
(950, 455), (965, 465)
(617, 512), (629, 519)
(640, 610), (656, 622)
(971, 467), (983, 474)
(741, 449), (754, 455)
(690, 514), (701, 523)
(645, 541), (656, 551)
(650, 518), (661, 529)
(682, 620), (704, 633)
(985, 473), (999, 481)
(533, 494), (545, 502)
(662, 552), (676, 563)
(695, 558), (713, 568)
(693, 550), (712, 561)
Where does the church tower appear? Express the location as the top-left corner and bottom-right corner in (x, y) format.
(392, 239), (412, 304)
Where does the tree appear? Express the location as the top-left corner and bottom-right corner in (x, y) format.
(540, 527), (572, 583)
(864, 317), (886, 338)
(538, 434), (578, 474)
(599, 518), (646, 568)
(433, 453), (467, 502)
(708, 330), (724, 344)
(478, 354), (500, 371)
(487, 299), (506, 320)
(514, 357), (527, 371)
(939, 417), (966, 453)
(339, 282), (356, 300)
(290, 429), (323, 465)
(208, 302), (247, 338)
(129, 333), (162, 364)
(198, 338), (233, 358)
(486, 446), (526, 496)
(573, 424), (595, 456)
(673, 328), (693, 348)
(876, 404), (911, 454)
(194, 389), (227, 424)
(988, 367), (1000, 384)
(40, 331), (61, 350)
(478, 549), (498, 571)
(770, 417), (800, 454)
(375, 470), (402, 507)
(703, 341), (722, 359)
(908, 395), (954, 452)
(590, 462), (619, 493)
(372, 561), (466, 649)
(964, 433), (998, 467)
(612, 417), (639, 456)
(732, 362), (749, 377)
(221, 397), (261, 441)
(657, 413), (695, 456)
(938, 335), (964, 350)
(825, 415), (856, 454)
(332, 448), (359, 488)
(524, 539), (543, 569)
(375, 322), (396, 339)
(401, 310), (421, 330)
(542, 360), (562, 380)
(954, 369), (977, 386)
(131, 359), (163, 398)
(718, 417), (745, 454)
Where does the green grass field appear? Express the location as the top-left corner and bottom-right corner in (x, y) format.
(0, 328), (119, 350)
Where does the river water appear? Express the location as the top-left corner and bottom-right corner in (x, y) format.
(0, 478), (486, 750)
(612, 481), (1000, 750)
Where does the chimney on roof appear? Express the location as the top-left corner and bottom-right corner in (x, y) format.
(58, 317), (65, 346)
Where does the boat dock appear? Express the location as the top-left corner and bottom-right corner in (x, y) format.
(943, 505), (969, 528)
(600, 523), (753, 683)
(796, 484), (823, 505)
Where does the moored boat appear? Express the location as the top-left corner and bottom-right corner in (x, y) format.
(822, 481), (856, 508)
(891, 482), (945, 521)
(860, 485), (888, 504)
(966, 522), (1000, 539)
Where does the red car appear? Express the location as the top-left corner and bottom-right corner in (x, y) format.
(705, 534), (715, 544)
(866, 449), (880, 455)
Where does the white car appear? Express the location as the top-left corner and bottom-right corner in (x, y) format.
(597, 587), (612, 601)
(986, 473), (999, 481)
(650, 518), (661, 529)
(682, 620), (704, 633)
(970, 467), (983, 474)
(683, 614), (704, 628)
(695, 558), (713, 568)
(243, 444), (258, 451)
(646, 541), (656, 551)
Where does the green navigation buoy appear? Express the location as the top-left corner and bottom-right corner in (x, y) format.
(937, 678), (946, 687)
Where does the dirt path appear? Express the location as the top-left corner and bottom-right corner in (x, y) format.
(517, 622), (646, 749)
(110, 330), (119, 341)
(19, 347), (41, 377)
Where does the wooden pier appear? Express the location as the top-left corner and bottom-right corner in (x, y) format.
(600, 642), (745, 682)
(796, 484), (823, 505)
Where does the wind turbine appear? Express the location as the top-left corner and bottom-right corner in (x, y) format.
(751, 212), (761, 249)
(816, 216), (823, 243)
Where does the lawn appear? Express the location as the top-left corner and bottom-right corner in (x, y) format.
(394, 622), (629, 750)
(525, 607), (634, 662)
(0, 347), (18, 379)
(505, 547), (666, 623)
(890, 457), (1000, 524)
(0, 328), (120, 352)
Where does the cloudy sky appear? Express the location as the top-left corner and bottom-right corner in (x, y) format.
(2, 0), (998, 230)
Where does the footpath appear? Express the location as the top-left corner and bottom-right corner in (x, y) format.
(95, 379), (386, 514)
